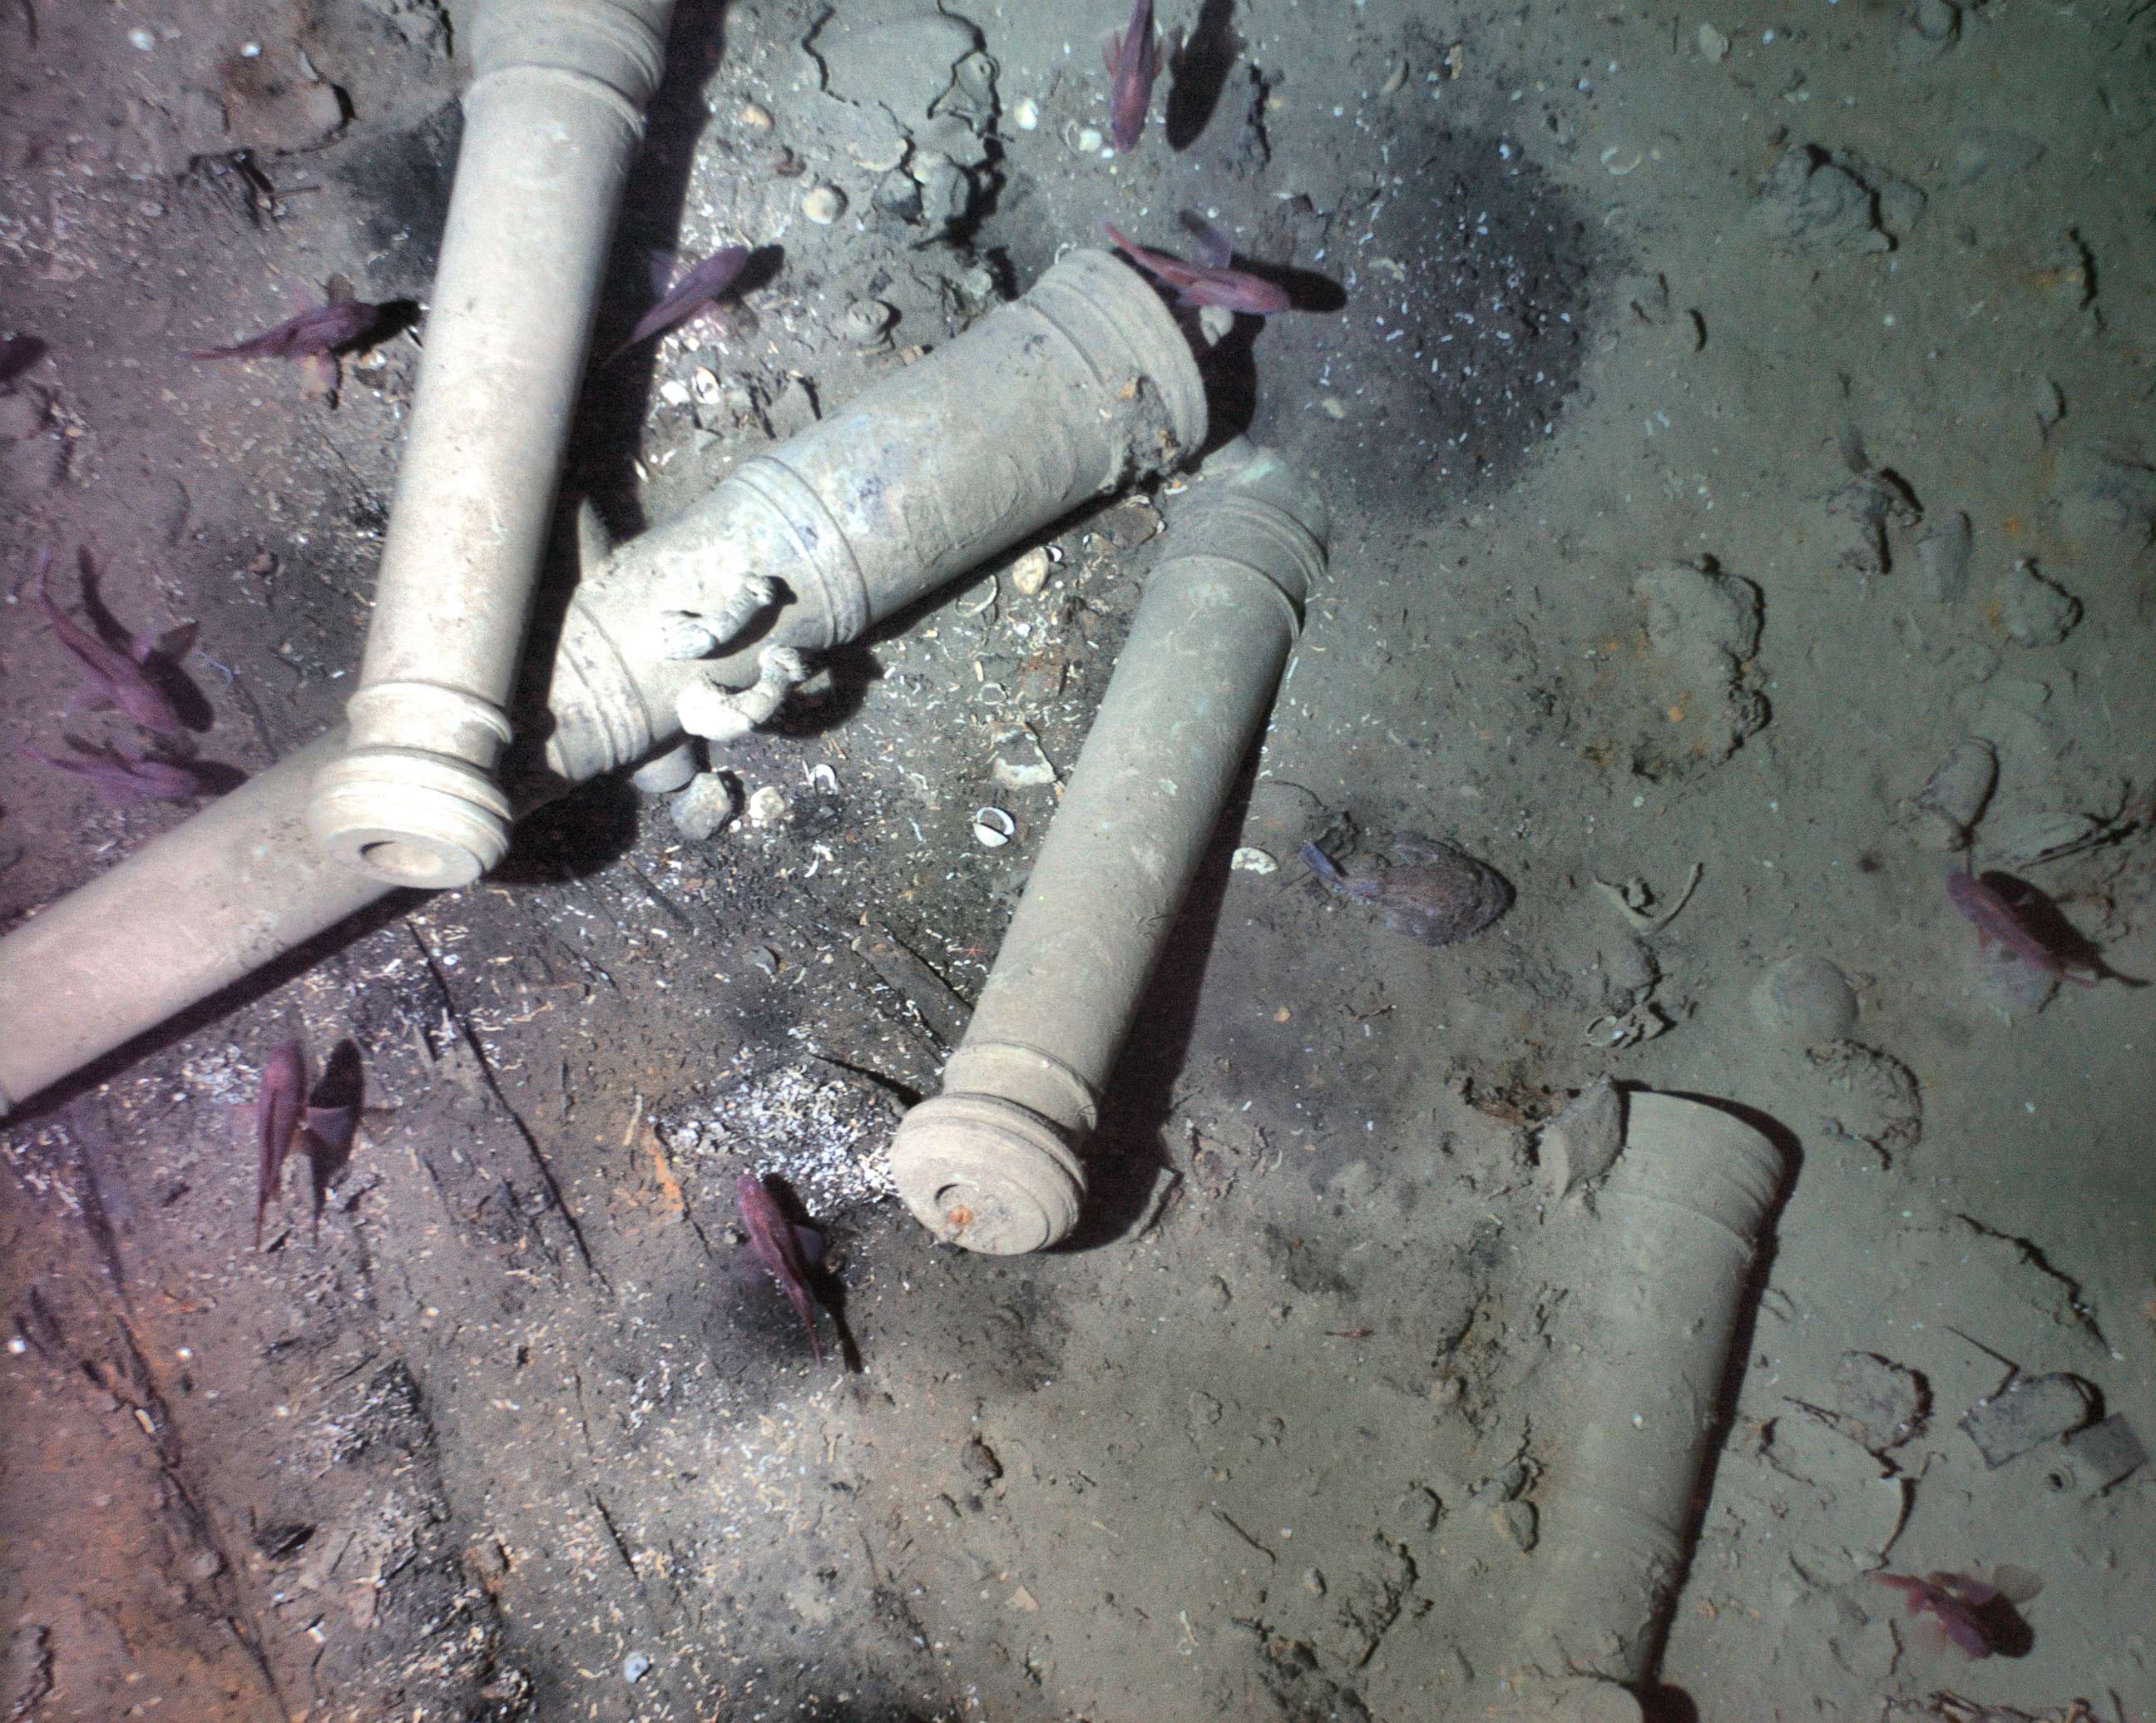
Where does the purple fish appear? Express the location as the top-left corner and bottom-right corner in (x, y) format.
(255, 1039), (307, 1248)
(606, 245), (751, 364)
(736, 1172), (824, 1365)
(1103, 221), (1293, 316)
(1103, 0), (1160, 154)
(1872, 1571), (1998, 1658)
(1945, 868), (2099, 988)
(21, 738), (208, 802)
(189, 299), (379, 362)
(1301, 836), (1512, 947)
(34, 550), (187, 735)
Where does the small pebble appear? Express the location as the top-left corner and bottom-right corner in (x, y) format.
(671, 771), (742, 840)
(746, 785), (791, 827)
(1894, 0), (1961, 70)
(623, 1652), (651, 1684)
(961, 1435), (1004, 1484)
(2000, 559), (2081, 646)
(1698, 22), (1730, 61)
(738, 102), (774, 131)
(1011, 97), (1040, 131)
(1903, 737), (1996, 852)
(1832, 1350), (1927, 1453)
(129, 26), (156, 50)
(1916, 508), (1974, 603)
(1073, 126), (1104, 154)
(802, 186), (846, 225)
(1495, 1500), (1539, 1552)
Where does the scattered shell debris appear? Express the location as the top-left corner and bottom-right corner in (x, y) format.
(658, 1064), (897, 1211)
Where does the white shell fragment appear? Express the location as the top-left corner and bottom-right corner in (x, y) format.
(972, 807), (1016, 849)
(746, 785), (791, 827)
(849, 136), (908, 172)
(1010, 547), (1051, 596)
(802, 185), (847, 225)
(1012, 97), (1040, 131)
(1231, 847), (1279, 874)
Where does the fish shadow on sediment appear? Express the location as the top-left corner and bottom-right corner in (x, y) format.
(1165, 0), (1239, 151)
(568, 0), (735, 541)
(1262, 262), (1348, 316)
(1638, 1685), (1701, 1723)
(1977, 869), (2147, 988)
(306, 1040), (368, 1225)
(1193, 265), (1347, 449)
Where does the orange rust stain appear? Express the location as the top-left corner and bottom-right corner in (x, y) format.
(2001, 515), (2024, 539)
(645, 1138), (685, 1214)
